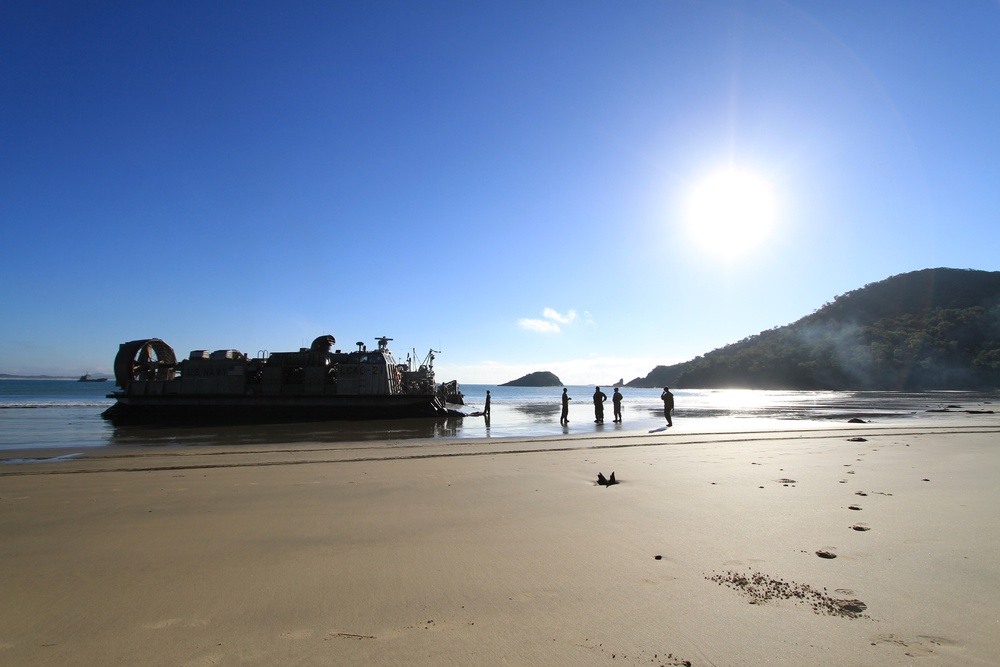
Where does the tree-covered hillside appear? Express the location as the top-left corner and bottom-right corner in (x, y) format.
(628, 268), (1000, 390)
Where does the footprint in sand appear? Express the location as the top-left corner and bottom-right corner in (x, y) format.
(816, 549), (837, 559)
(871, 633), (959, 658)
(326, 631), (376, 640)
(850, 523), (871, 531)
(848, 505), (862, 510)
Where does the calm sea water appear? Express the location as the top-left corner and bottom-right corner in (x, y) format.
(1, 380), (997, 454)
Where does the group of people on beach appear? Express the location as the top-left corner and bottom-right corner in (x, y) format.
(558, 386), (674, 426)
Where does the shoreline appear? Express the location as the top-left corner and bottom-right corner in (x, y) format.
(2, 422), (999, 665)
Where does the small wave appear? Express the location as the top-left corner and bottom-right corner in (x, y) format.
(0, 401), (112, 409)
(2, 453), (84, 464)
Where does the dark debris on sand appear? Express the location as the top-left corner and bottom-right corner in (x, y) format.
(706, 569), (870, 619)
(580, 640), (691, 666)
(596, 471), (619, 486)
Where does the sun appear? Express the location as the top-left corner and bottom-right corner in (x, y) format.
(685, 168), (777, 257)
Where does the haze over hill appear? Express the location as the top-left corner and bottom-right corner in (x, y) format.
(628, 268), (1000, 391)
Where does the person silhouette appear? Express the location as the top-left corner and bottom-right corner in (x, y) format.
(593, 386), (608, 424)
(484, 390), (491, 417)
(560, 387), (571, 425)
(660, 386), (674, 426)
(612, 387), (623, 423)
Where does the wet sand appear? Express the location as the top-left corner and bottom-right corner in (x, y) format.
(2, 421), (999, 666)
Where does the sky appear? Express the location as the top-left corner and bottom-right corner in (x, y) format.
(2, 1), (999, 384)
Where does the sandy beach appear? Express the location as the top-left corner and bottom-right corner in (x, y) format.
(2, 420), (999, 666)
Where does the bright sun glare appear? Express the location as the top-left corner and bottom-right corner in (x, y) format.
(686, 168), (777, 257)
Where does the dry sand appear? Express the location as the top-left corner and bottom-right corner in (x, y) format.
(2, 421), (999, 666)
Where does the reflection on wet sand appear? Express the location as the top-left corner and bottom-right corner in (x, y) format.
(510, 403), (561, 421)
(109, 416), (468, 449)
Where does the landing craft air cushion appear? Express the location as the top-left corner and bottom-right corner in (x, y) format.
(103, 334), (464, 424)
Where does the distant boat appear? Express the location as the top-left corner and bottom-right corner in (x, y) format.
(78, 374), (108, 382)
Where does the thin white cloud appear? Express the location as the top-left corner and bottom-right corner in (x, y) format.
(518, 318), (561, 333)
(519, 307), (586, 333)
(542, 307), (577, 324)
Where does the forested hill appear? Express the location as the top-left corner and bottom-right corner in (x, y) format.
(627, 268), (1000, 390)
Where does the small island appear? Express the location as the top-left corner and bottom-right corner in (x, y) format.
(501, 371), (563, 387)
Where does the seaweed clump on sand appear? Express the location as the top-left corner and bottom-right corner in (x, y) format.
(706, 569), (869, 619)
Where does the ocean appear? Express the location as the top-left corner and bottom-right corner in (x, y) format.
(1, 379), (996, 454)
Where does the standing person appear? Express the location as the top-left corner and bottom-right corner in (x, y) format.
(560, 388), (572, 425)
(612, 387), (623, 423)
(484, 390), (491, 417)
(593, 386), (608, 424)
(660, 386), (674, 426)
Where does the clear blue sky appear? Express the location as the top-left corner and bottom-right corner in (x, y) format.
(3, 1), (998, 383)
